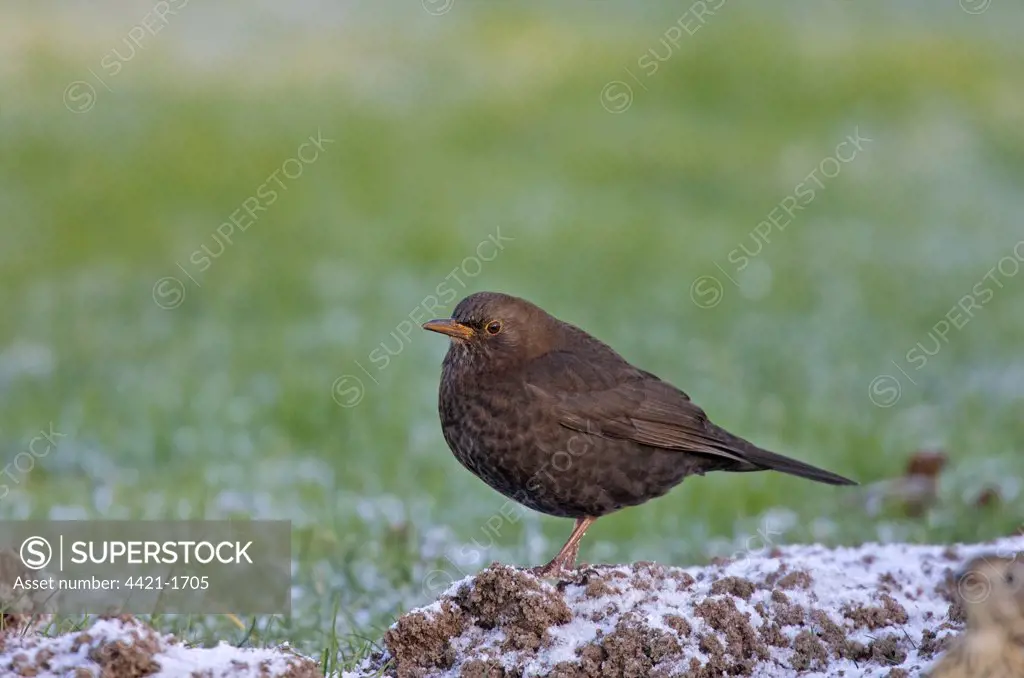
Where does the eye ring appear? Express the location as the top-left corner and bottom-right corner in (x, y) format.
(485, 320), (502, 335)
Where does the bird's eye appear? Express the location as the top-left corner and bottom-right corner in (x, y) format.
(485, 320), (502, 335)
(1008, 570), (1017, 586)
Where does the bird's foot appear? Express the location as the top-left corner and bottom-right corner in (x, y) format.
(527, 562), (571, 579)
(527, 561), (600, 583)
(527, 517), (594, 580)
(527, 554), (583, 579)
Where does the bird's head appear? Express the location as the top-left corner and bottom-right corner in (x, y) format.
(422, 292), (557, 368)
(955, 553), (1024, 636)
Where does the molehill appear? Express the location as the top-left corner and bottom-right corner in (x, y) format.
(344, 536), (1024, 678)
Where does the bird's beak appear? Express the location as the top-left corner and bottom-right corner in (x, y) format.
(422, 319), (475, 341)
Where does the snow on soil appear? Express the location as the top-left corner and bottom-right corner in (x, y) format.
(346, 537), (1024, 678)
(0, 615), (318, 677)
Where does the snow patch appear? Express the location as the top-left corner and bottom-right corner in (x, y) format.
(0, 615), (318, 677)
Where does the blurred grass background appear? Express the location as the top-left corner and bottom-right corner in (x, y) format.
(1, 0), (1023, 670)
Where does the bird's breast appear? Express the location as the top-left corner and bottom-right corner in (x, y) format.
(439, 373), (572, 497)
(437, 371), (695, 518)
(439, 377), (534, 463)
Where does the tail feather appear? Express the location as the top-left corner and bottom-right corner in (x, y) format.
(737, 445), (858, 486)
(709, 425), (857, 486)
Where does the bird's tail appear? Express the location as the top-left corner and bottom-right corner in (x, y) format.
(709, 424), (857, 486)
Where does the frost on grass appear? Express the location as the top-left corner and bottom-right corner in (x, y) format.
(345, 537), (1024, 678)
(0, 614), (318, 677)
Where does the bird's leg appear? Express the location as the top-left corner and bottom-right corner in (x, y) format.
(530, 517), (596, 577)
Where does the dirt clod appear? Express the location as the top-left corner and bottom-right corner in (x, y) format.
(842, 594), (909, 630)
(384, 601), (466, 677)
(459, 658), (509, 678)
(662, 614), (691, 638)
(918, 628), (953, 659)
(777, 570), (814, 590)
(454, 565), (572, 652)
(584, 576), (619, 599)
(773, 600), (805, 627)
(791, 629), (829, 671)
(600, 618), (680, 677)
(86, 623), (162, 678)
(869, 634), (908, 666)
(810, 609), (864, 660)
(759, 621), (788, 648)
(695, 597), (769, 669)
(710, 576), (756, 600)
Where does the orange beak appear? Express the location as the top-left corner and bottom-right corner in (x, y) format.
(422, 319), (475, 341)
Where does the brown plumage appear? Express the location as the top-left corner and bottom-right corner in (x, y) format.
(929, 554), (1024, 678)
(423, 291), (856, 575)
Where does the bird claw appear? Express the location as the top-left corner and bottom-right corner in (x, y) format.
(527, 562), (600, 584)
(527, 563), (570, 579)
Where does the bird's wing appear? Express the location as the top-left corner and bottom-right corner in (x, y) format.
(521, 350), (752, 466)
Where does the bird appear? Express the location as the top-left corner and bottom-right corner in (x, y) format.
(422, 291), (856, 576)
(929, 554), (1024, 678)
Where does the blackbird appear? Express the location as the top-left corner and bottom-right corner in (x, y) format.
(423, 291), (856, 576)
(929, 554), (1024, 678)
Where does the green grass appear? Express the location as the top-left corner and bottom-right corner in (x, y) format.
(1, 3), (1023, 673)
